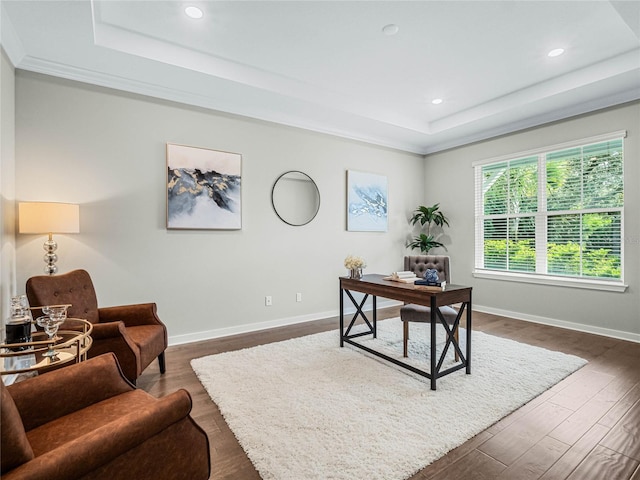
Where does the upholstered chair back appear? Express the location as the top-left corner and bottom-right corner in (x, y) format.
(26, 269), (100, 324)
(404, 255), (451, 284)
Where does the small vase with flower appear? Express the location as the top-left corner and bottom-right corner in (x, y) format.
(344, 255), (366, 280)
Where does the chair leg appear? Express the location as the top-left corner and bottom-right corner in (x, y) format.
(403, 321), (409, 358)
(158, 351), (166, 374)
(454, 328), (459, 362)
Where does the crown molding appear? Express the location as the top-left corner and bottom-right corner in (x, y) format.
(0, 3), (25, 66)
(15, 55), (428, 154)
(11, 53), (640, 157)
(423, 88), (640, 155)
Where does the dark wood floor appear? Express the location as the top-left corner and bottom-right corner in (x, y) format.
(138, 307), (640, 480)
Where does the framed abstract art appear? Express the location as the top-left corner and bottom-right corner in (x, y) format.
(346, 170), (388, 232)
(167, 143), (242, 230)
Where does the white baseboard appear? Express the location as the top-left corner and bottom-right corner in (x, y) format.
(473, 304), (640, 344)
(170, 300), (640, 347)
(168, 300), (402, 346)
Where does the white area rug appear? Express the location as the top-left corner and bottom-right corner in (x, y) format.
(191, 318), (586, 480)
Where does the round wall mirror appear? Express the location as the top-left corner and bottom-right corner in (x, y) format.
(271, 171), (320, 226)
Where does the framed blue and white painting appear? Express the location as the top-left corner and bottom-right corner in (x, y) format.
(347, 170), (388, 232)
(167, 143), (242, 230)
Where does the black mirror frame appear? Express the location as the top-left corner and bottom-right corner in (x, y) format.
(271, 170), (321, 226)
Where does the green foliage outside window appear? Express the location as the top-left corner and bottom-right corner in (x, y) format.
(484, 239), (620, 278)
(480, 138), (623, 280)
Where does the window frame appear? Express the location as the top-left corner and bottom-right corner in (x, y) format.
(473, 131), (627, 293)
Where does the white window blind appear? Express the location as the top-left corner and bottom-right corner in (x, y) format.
(474, 133), (624, 287)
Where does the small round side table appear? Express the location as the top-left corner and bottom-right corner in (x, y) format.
(1, 318), (93, 381)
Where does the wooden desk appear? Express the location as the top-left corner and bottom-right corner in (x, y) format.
(339, 274), (472, 390)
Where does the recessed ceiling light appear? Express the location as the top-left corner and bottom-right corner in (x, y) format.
(548, 48), (565, 57)
(431, 98), (443, 105)
(382, 24), (399, 36)
(185, 6), (204, 19)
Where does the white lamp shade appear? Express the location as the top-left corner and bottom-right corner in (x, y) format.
(19, 202), (80, 234)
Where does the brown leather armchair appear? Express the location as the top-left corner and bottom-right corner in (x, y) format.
(1, 353), (210, 480)
(26, 269), (167, 383)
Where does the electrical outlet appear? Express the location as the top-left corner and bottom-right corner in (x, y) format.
(265, 296), (272, 306)
(296, 292), (302, 302)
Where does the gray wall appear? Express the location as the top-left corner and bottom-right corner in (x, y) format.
(14, 71), (424, 343)
(1, 49), (16, 329)
(8, 70), (640, 345)
(425, 102), (640, 340)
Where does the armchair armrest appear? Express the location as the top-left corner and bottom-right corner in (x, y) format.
(8, 354), (133, 432)
(98, 303), (164, 328)
(90, 321), (128, 340)
(3, 389), (193, 480)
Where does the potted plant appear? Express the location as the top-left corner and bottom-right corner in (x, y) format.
(407, 203), (449, 254)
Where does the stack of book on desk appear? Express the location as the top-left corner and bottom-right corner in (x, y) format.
(383, 272), (448, 291)
(384, 271), (419, 283)
(414, 280), (446, 291)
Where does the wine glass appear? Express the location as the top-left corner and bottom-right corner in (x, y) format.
(46, 305), (68, 331)
(36, 305), (68, 358)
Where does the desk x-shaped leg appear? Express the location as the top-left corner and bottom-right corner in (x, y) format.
(435, 303), (467, 372)
(340, 288), (377, 346)
(429, 300), (470, 390)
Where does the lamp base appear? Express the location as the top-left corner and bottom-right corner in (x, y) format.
(43, 237), (58, 275)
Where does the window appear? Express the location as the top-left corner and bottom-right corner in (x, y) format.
(474, 132), (625, 291)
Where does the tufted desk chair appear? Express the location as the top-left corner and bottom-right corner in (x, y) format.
(400, 255), (459, 360)
(26, 269), (167, 384)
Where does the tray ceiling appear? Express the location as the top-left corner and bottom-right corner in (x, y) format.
(2, 1), (639, 154)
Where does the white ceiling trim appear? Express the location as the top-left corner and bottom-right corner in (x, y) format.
(91, 9), (430, 136)
(3, 1), (639, 156)
(14, 54), (429, 154)
(91, 2), (640, 142)
(11, 52), (640, 156)
(0, 3), (25, 66)
(430, 49), (640, 134)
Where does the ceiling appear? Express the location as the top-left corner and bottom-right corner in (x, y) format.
(2, 1), (639, 154)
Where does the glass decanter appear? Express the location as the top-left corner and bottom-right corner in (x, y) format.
(5, 295), (33, 350)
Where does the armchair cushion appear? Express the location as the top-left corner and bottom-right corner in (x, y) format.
(0, 384), (34, 473)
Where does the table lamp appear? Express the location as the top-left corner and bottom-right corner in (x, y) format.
(19, 202), (80, 275)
